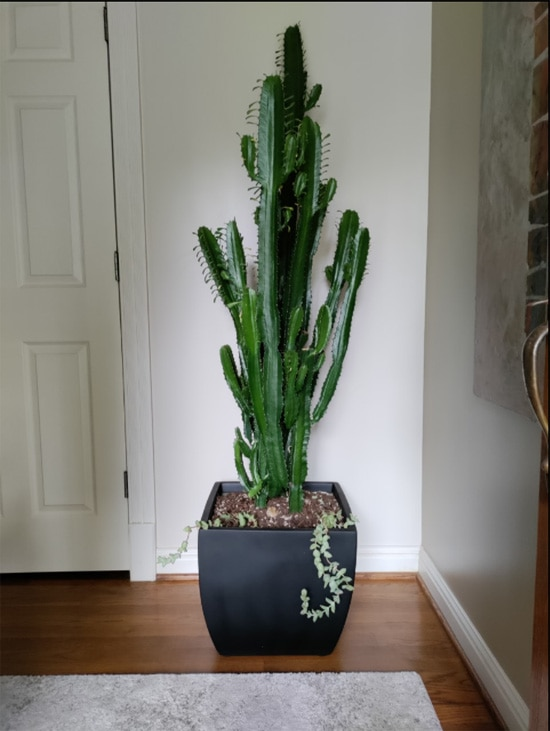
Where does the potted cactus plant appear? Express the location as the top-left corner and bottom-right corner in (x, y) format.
(164, 24), (370, 656)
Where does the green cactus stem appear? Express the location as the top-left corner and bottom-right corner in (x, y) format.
(195, 24), (370, 511)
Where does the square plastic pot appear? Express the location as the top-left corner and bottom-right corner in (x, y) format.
(197, 481), (357, 656)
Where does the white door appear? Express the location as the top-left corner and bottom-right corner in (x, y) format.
(0, 1), (129, 571)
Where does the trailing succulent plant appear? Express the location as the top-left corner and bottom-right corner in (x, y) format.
(196, 24), (370, 513)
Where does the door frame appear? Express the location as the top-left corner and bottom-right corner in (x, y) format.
(108, 2), (156, 580)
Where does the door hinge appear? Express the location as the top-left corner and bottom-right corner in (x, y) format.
(114, 250), (120, 282)
(103, 5), (109, 44)
(124, 470), (129, 499)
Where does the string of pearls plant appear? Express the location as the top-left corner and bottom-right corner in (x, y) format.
(300, 511), (357, 622)
(158, 510), (357, 622)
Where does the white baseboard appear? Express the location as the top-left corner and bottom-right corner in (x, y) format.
(356, 545), (420, 572)
(419, 548), (529, 731)
(158, 550), (199, 574)
(156, 544), (420, 576)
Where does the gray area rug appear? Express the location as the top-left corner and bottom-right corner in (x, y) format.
(0, 672), (443, 731)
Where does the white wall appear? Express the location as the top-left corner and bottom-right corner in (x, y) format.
(135, 2), (432, 570)
(422, 1), (540, 707)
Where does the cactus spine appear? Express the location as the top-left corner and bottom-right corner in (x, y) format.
(196, 25), (370, 512)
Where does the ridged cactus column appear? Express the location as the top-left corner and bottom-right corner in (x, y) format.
(196, 24), (370, 512)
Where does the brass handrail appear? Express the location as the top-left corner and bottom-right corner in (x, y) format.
(523, 318), (548, 474)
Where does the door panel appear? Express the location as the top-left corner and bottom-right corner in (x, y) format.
(526, 331), (548, 731)
(0, 1), (129, 571)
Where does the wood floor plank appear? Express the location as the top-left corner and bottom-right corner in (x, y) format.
(0, 574), (503, 730)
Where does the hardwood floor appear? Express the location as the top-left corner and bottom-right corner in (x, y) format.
(0, 573), (503, 730)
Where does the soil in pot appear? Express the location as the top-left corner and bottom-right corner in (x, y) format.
(209, 489), (343, 529)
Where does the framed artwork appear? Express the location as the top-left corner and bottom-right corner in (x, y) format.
(473, 1), (542, 420)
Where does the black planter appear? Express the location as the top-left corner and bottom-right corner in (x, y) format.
(197, 481), (357, 656)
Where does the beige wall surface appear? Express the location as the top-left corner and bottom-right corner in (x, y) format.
(423, 1), (541, 704)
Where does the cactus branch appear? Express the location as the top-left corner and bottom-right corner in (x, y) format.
(195, 25), (370, 510)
